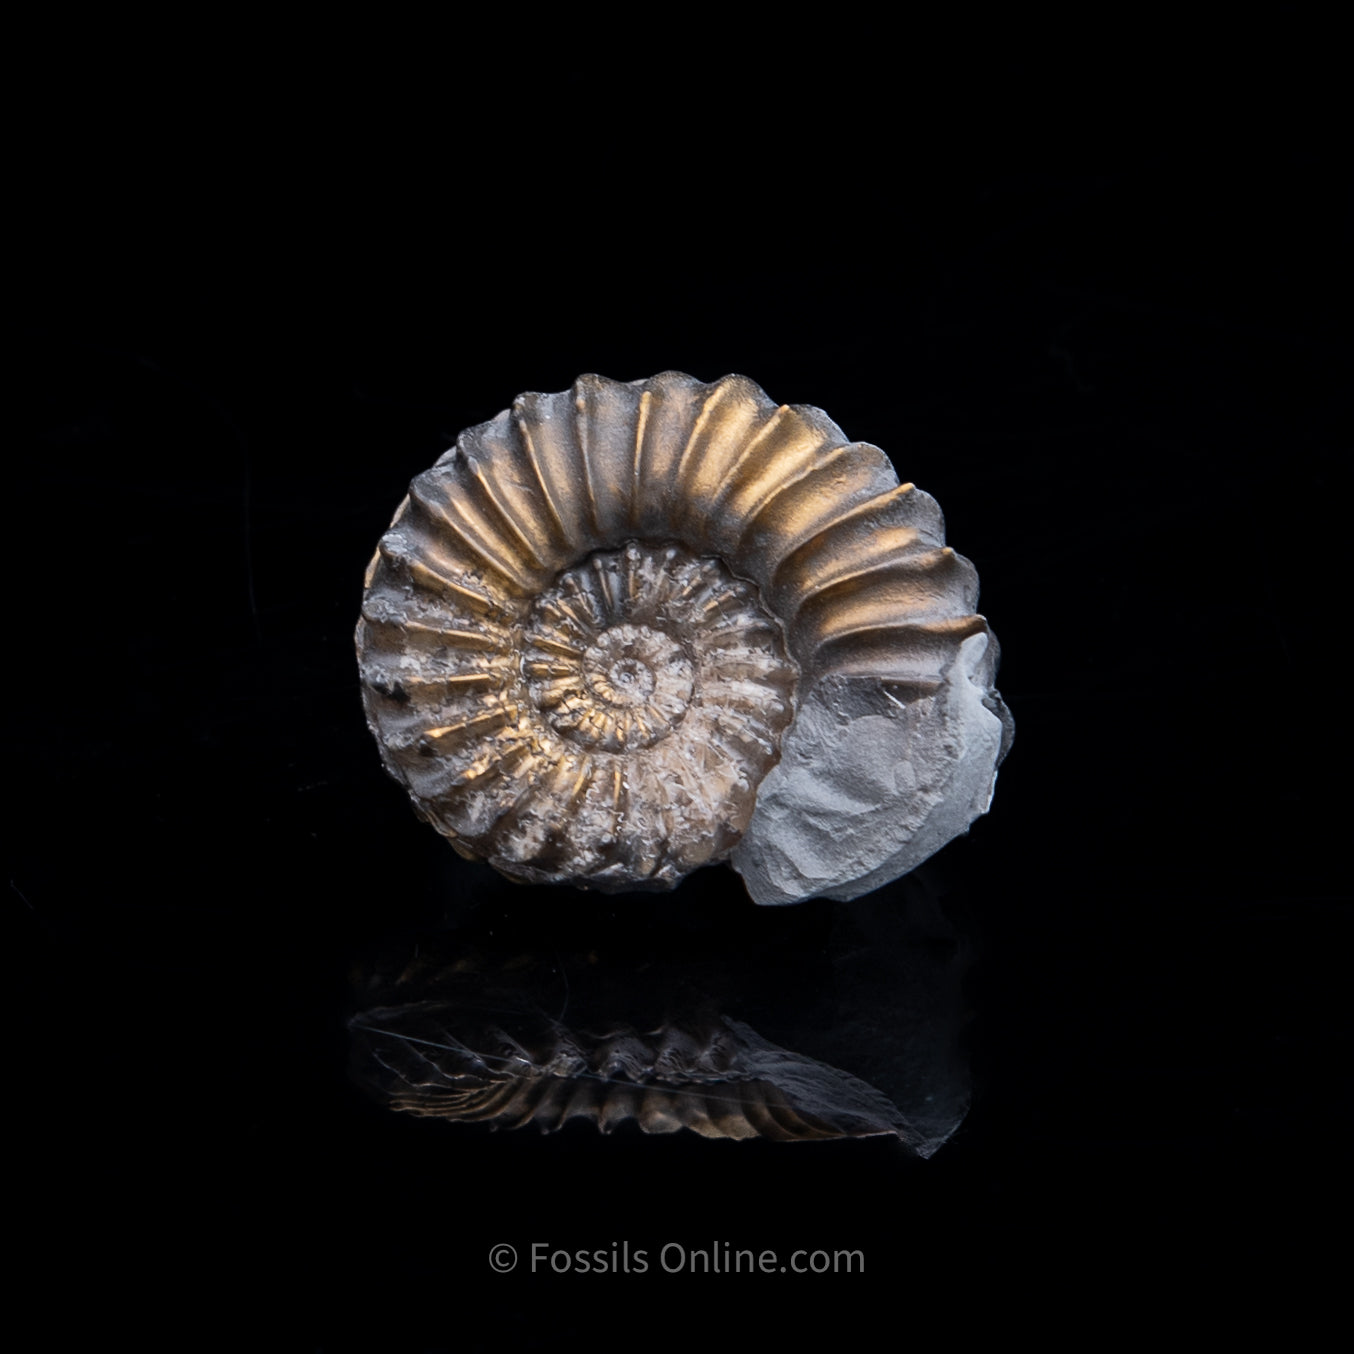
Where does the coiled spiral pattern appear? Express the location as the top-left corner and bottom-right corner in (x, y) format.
(357, 372), (1008, 901)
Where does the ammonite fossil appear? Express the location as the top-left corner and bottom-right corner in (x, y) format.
(357, 372), (1012, 904)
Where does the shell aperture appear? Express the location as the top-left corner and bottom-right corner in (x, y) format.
(356, 372), (1011, 903)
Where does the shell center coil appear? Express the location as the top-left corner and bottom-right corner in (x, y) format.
(522, 546), (783, 757)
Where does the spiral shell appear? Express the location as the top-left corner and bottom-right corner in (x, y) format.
(357, 372), (1011, 904)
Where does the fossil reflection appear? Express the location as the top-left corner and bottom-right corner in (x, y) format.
(350, 878), (969, 1154)
(353, 1006), (910, 1143)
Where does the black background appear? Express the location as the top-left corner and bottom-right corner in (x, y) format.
(11, 51), (1349, 1346)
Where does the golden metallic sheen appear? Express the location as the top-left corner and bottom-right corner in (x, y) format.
(357, 372), (1008, 900)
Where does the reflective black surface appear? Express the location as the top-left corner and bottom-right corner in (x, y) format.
(349, 878), (969, 1151)
(12, 128), (1348, 1342)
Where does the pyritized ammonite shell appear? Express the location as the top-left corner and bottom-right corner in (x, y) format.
(357, 372), (1012, 904)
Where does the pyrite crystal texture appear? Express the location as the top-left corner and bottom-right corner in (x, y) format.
(356, 373), (1013, 904)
